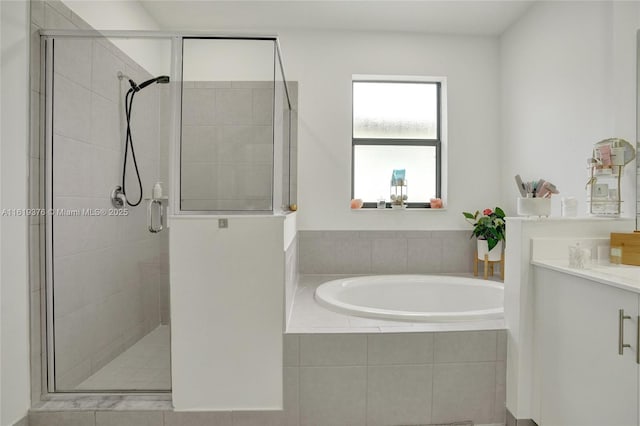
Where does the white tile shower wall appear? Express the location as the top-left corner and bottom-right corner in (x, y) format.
(299, 230), (475, 274)
(37, 3), (170, 389)
(181, 81), (274, 211)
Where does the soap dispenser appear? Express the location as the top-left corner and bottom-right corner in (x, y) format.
(152, 182), (163, 199)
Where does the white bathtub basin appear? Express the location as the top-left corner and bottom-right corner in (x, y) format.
(314, 275), (504, 322)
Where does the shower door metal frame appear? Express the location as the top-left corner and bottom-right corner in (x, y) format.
(43, 34), (56, 394)
(41, 30), (179, 395)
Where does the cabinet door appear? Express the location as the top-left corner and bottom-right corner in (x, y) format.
(534, 267), (638, 426)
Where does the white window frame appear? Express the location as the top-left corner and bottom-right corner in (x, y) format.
(351, 75), (447, 208)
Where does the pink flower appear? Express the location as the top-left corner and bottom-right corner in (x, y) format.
(483, 208), (493, 216)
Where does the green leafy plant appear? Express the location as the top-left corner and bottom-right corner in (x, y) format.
(462, 207), (506, 251)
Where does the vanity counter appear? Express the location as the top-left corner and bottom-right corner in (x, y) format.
(532, 259), (640, 294)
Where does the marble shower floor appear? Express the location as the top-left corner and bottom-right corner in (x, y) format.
(75, 325), (171, 391)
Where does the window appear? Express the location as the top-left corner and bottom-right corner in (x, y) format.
(352, 79), (442, 208)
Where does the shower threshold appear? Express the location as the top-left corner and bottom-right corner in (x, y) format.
(32, 393), (172, 411)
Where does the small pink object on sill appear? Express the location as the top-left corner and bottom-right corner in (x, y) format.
(430, 198), (443, 208)
(350, 198), (363, 209)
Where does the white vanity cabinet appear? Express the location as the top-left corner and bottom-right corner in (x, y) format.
(533, 266), (639, 426)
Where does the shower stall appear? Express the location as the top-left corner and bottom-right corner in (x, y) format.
(40, 31), (295, 394)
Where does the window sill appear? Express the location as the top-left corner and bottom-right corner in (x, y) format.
(351, 208), (447, 212)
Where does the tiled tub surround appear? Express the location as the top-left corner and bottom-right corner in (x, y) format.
(288, 331), (507, 426)
(50, 36), (170, 391)
(287, 230), (505, 425)
(282, 271), (506, 425)
(299, 230), (476, 275)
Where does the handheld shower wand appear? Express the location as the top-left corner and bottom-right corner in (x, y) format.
(112, 72), (170, 208)
(123, 74), (171, 92)
(136, 75), (170, 91)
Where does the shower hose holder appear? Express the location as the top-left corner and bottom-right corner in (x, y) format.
(111, 185), (126, 208)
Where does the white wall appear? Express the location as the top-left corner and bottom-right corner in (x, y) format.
(500, 1), (639, 218)
(0, 0), (31, 424)
(182, 38), (274, 82)
(62, 0), (170, 76)
(169, 216), (284, 411)
(279, 29), (501, 230)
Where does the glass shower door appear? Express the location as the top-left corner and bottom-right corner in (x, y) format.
(45, 34), (172, 392)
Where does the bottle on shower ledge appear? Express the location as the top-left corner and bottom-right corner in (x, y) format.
(153, 182), (163, 199)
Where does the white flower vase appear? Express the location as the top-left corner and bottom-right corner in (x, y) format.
(477, 239), (503, 262)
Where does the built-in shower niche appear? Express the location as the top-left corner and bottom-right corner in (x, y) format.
(45, 34), (172, 392)
(180, 38), (295, 213)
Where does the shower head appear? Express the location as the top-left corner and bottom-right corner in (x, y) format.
(135, 75), (170, 91)
(121, 72), (170, 93)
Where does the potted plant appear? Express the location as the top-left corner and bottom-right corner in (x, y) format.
(463, 207), (506, 261)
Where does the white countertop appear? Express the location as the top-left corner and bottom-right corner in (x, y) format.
(532, 259), (640, 294)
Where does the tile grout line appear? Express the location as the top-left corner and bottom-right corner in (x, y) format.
(296, 334), (301, 426)
(403, 237), (409, 272)
(297, 361), (301, 426)
(494, 330), (499, 424)
(364, 334), (369, 426)
(430, 333), (436, 424)
(492, 361), (497, 424)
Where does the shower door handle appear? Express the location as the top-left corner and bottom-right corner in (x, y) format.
(148, 199), (164, 233)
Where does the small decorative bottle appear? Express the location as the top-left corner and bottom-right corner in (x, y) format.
(390, 169), (408, 208)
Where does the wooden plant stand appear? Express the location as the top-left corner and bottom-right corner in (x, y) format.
(474, 250), (504, 281)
